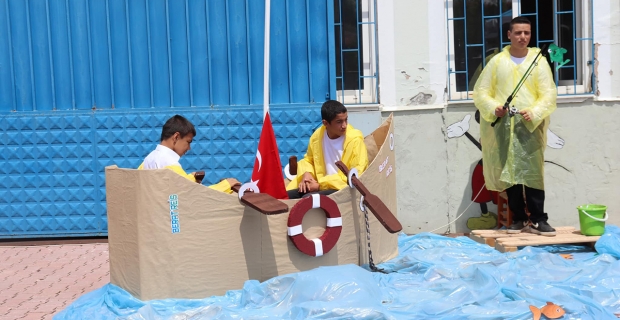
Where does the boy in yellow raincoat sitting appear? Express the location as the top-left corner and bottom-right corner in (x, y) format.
(286, 100), (368, 199)
(473, 17), (557, 236)
(138, 115), (239, 194)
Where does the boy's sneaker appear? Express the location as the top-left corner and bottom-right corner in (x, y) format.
(507, 221), (528, 234)
(530, 221), (556, 236)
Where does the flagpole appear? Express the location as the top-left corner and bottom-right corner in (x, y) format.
(263, 0), (271, 119)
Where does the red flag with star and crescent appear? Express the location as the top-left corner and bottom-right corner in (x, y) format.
(250, 112), (289, 199)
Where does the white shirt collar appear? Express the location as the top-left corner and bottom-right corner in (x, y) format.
(155, 144), (180, 162)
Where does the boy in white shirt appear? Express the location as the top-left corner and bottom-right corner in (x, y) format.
(138, 115), (239, 193)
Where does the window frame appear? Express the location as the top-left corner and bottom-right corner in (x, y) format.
(333, 0), (379, 105)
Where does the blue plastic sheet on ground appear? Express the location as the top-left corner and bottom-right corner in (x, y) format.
(55, 226), (620, 319)
(596, 225), (620, 260)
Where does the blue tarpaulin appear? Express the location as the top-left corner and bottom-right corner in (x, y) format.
(55, 226), (620, 319)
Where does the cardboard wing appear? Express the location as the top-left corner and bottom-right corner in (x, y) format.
(106, 114), (398, 300)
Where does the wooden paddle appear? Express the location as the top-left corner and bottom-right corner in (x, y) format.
(335, 161), (402, 233)
(194, 171), (205, 184)
(289, 156), (298, 176)
(231, 183), (288, 215)
(239, 192), (288, 215)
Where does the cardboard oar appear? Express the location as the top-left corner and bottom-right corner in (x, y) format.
(335, 161), (402, 233)
(239, 192), (288, 215)
(289, 156), (298, 176)
(231, 183), (288, 215)
(231, 184), (241, 193)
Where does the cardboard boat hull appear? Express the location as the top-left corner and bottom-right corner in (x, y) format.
(106, 114), (398, 300)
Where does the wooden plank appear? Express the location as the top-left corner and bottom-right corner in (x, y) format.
(470, 226), (599, 253)
(496, 235), (600, 253)
(470, 227), (577, 249)
(493, 230), (581, 241)
(471, 226), (575, 236)
(469, 234), (495, 246)
(498, 235), (600, 247)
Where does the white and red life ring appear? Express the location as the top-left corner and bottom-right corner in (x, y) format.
(287, 194), (342, 257)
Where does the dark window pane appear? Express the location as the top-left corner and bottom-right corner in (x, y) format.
(558, 0), (573, 12)
(466, 46), (483, 90)
(454, 19), (466, 72)
(341, 51), (360, 90)
(453, 0), (511, 91)
(335, 25), (342, 78)
(454, 0), (464, 18)
(484, 17), (502, 51)
(334, 0), (363, 91)
(334, 0), (341, 23)
(521, 0), (537, 14)
(536, 1), (554, 42)
(466, 2), (483, 44)
(557, 12), (575, 81)
(559, 66), (575, 82)
(341, 0), (359, 49)
(484, 0), (500, 16)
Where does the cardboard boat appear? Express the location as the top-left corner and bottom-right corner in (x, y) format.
(105, 114), (399, 300)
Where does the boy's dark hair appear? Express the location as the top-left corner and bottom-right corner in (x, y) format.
(509, 16), (531, 31)
(321, 100), (347, 123)
(160, 115), (196, 141)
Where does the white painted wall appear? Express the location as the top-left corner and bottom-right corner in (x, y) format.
(374, 0), (620, 233)
(594, 0), (620, 99)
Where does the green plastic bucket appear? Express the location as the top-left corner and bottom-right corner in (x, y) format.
(577, 204), (608, 236)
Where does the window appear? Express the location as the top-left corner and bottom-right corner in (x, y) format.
(333, 0), (378, 104)
(446, 0), (594, 100)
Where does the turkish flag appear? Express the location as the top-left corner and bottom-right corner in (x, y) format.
(251, 112), (289, 199)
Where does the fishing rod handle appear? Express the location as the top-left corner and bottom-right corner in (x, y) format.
(490, 102), (510, 127)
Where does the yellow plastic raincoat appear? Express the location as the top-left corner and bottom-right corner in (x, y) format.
(286, 124), (368, 191)
(473, 46), (557, 191)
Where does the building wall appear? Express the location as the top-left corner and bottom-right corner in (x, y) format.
(376, 0), (620, 233)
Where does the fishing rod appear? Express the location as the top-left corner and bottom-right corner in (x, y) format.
(491, 43), (550, 127)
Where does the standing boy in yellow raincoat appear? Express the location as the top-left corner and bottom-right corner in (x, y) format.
(473, 17), (557, 236)
(286, 100), (368, 199)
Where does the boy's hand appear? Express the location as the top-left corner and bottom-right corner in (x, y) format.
(495, 106), (507, 117)
(298, 172), (316, 193)
(305, 180), (320, 193)
(519, 110), (532, 121)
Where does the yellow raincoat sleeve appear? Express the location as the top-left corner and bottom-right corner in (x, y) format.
(207, 180), (233, 194)
(473, 56), (503, 123)
(297, 144), (317, 179)
(138, 162), (197, 182)
(520, 56), (557, 132)
(317, 135), (368, 191)
(285, 137), (316, 191)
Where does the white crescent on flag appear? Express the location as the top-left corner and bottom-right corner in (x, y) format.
(256, 150), (262, 172)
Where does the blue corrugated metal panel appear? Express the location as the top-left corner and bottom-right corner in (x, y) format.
(0, 0), (334, 111)
(0, 1), (15, 109)
(0, 106), (320, 238)
(0, 0), (335, 238)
